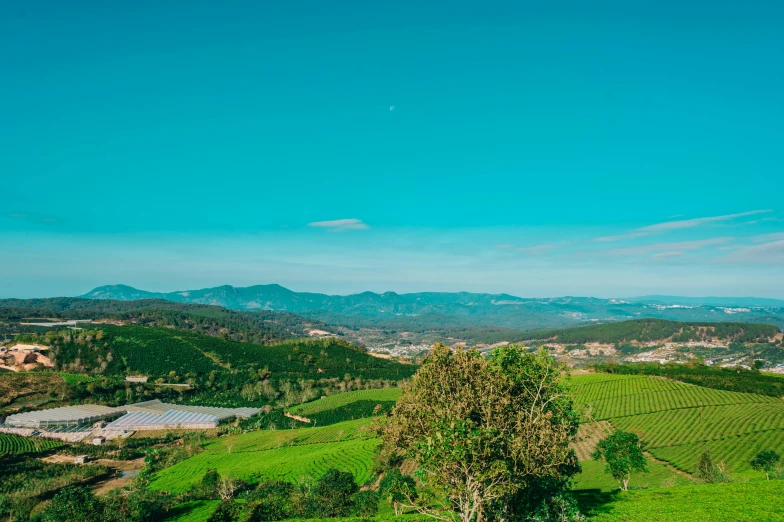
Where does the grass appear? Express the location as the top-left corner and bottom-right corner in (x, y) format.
(164, 500), (219, 522)
(583, 479), (784, 521)
(288, 388), (402, 416)
(573, 459), (692, 493)
(149, 418), (379, 494)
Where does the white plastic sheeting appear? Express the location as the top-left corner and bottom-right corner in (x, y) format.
(106, 409), (219, 430)
(125, 400), (258, 420)
(4, 405), (122, 428)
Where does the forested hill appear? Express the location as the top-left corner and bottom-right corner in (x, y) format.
(10, 325), (416, 408)
(78, 284), (784, 331)
(0, 298), (335, 345)
(515, 319), (781, 345)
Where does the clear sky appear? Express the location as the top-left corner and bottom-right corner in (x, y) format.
(2, 1), (783, 298)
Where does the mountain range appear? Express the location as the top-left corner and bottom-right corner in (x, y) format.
(80, 284), (784, 330)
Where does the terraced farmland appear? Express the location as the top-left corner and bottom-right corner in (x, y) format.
(570, 373), (784, 476)
(150, 418), (378, 494)
(288, 387), (402, 416)
(0, 433), (62, 456)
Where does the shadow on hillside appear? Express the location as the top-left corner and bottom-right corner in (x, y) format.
(572, 488), (621, 517)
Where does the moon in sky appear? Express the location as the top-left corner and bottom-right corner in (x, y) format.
(389, 105), (395, 111)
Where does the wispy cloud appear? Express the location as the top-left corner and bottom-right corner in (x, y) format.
(595, 210), (771, 242)
(307, 218), (369, 232)
(610, 237), (732, 256)
(517, 244), (559, 254)
(651, 251), (684, 259)
(720, 240), (784, 264)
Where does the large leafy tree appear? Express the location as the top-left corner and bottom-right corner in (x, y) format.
(591, 431), (648, 490)
(381, 344), (580, 522)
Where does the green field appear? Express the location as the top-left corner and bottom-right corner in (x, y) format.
(150, 418), (379, 494)
(584, 480), (784, 521)
(164, 500), (220, 522)
(0, 433), (62, 456)
(288, 388), (402, 416)
(570, 373), (784, 478)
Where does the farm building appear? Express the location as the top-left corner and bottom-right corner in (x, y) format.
(4, 405), (123, 428)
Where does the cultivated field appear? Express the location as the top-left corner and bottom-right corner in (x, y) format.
(570, 373), (784, 476)
(0, 433), (62, 456)
(150, 418), (378, 494)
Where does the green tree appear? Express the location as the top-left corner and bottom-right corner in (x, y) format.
(378, 469), (418, 515)
(750, 450), (781, 480)
(381, 344), (580, 522)
(591, 431), (648, 491)
(351, 490), (379, 518)
(39, 486), (104, 522)
(307, 468), (358, 518)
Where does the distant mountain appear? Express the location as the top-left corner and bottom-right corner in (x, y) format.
(79, 284), (784, 330)
(629, 295), (784, 308)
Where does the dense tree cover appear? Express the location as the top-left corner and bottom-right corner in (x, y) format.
(381, 344), (581, 522)
(591, 431), (648, 491)
(591, 362), (784, 397)
(0, 455), (108, 501)
(517, 319), (779, 344)
(10, 325), (416, 409)
(0, 298), (335, 345)
(181, 467), (376, 521)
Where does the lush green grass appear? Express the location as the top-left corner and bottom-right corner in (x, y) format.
(0, 433), (62, 456)
(149, 419), (379, 494)
(164, 500), (219, 522)
(573, 459), (692, 493)
(56, 372), (99, 385)
(582, 479), (784, 521)
(289, 388), (402, 416)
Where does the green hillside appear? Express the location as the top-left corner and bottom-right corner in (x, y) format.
(521, 319), (780, 344)
(150, 418), (378, 494)
(570, 373), (784, 476)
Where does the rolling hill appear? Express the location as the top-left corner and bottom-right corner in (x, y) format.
(79, 284), (784, 332)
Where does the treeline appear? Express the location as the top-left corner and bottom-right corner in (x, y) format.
(592, 362), (784, 397)
(0, 298), (337, 345)
(519, 319), (780, 344)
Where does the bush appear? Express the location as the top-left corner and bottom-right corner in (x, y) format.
(351, 490), (379, 518)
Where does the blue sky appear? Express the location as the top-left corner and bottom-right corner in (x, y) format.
(1, 1), (782, 298)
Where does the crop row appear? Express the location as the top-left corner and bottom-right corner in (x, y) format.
(650, 428), (784, 474)
(612, 402), (784, 448)
(572, 375), (775, 420)
(151, 437), (379, 494)
(0, 434), (62, 456)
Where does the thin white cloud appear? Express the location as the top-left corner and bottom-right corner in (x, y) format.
(595, 210), (771, 242)
(307, 218), (369, 231)
(611, 237), (732, 256)
(651, 251), (684, 260)
(721, 240), (784, 264)
(517, 244), (559, 254)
